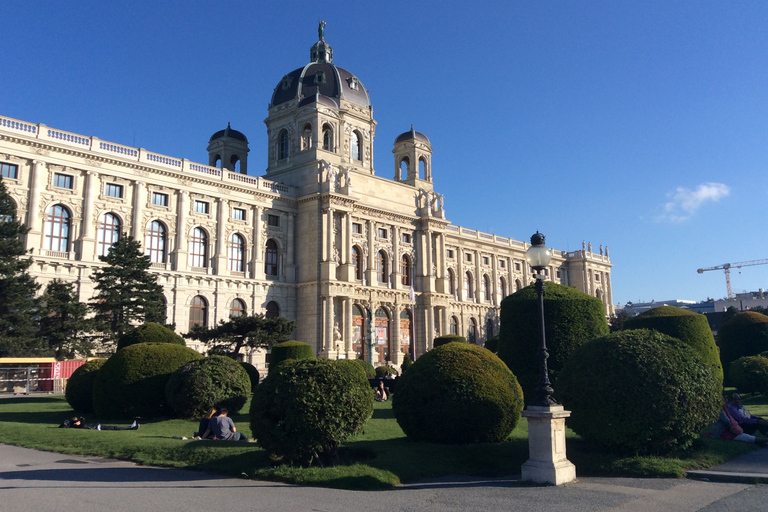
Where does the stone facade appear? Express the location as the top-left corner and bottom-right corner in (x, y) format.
(0, 32), (613, 371)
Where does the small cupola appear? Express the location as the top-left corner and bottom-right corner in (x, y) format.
(207, 123), (250, 174)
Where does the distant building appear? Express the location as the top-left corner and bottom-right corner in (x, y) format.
(619, 300), (697, 317)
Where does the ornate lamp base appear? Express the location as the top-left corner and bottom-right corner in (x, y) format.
(521, 405), (576, 485)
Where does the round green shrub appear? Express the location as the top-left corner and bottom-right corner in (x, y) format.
(269, 340), (314, 373)
(717, 311), (768, 381)
(165, 355), (251, 419)
(117, 322), (185, 351)
(557, 329), (721, 455)
(240, 361), (260, 390)
(623, 305), (723, 386)
(497, 282), (609, 398)
(64, 358), (106, 413)
(729, 355), (768, 394)
(93, 343), (202, 419)
(484, 335), (499, 353)
(251, 358), (374, 465)
(375, 365), (397, 378)
(351, 358), (375, 378)
(434, 334), (466, 347)
(401, 353), (413, 373)
(392, 343), (524, 444)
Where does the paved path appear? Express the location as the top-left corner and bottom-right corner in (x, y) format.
(2, 444), (768, 512)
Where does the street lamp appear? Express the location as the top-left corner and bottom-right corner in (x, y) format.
(525, 231), (556, 407)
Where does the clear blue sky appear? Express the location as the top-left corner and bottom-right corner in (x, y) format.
(2, 1), (767, 305)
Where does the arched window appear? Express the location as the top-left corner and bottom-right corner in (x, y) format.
(97, 213), (121, 257)
(278, 129), (290, 160)
(302, 124), (312, 150)
(266, 300), (280, 319)
(499, 277), (507, 299)
(145, 220), (166, 264)
(468, 318), (477, 344)
(351, 131), (361, 161)
(352, 246), (363, 280)
(450, 316), (458, 335)
(189, 227), (208, 268)
(486, 318), (494, 340)
(230, 298), (246, 318)
(419, 157), (427, 180)
(399, 157), (409, 179)
(265, 239), (278, 276)
(228, 233), (245, 272)
(447, 268), (455, 296)
(230, 155), (241, 173)
(482, 274), (491, 303)
(213, 155), (221, 168)
(189, 295), (208, 330)
(44, 204), (71, 253)
(515, 279), (523, 292)
(376, 250), (388, 284)
(322, 124), (333, 151)
(401, 254), (411, 286)
(464, 272), (474, 300)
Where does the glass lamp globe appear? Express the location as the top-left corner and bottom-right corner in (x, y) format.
(525, 231), (552, 271)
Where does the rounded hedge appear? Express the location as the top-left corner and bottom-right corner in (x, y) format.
(729, 355), (768, 394)
(117, 322), (185, 351)
(240, 361), (260, 390)
(401, 353), (413, 374)
(93, 343), (202, 419)
(64, 358), (106, 413)
(165, 355), (251, 418)
(497, 282), (609, 397)
(375, 365), (397, 378)
(557, 329), (721, 455)
(392, 343), (524, 444)
(351, 358), (375, 378)
(623, 305), (723, 386)
(717, 311), (768, 381)
(434, 334), (466, 347)
(251, 358), (374, 465)
(269, 340), (314, 373)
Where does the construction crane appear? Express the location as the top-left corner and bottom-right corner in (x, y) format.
(697, 259), (768, 300)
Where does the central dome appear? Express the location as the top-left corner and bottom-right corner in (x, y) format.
(270, 24), (370, 110)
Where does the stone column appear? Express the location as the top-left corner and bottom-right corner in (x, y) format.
(285, 212), (296, 282)
(521, 405), (576, 485)
(392, 225), (400, 289)
(25, 160), (46, 253)
(173, 191), (188, 270)
(78, 170), (98, 259)
(214, 198), (228, 274)
(321, 207), (335, 280)
(252, 205), (263, 279)
(425, 231), (434, 290)
(130, 180), (146, 240)
(344, 297), (354, 357)
(474, 250), (481, 303)
(491, 254), (499, 306)
(366, 219), (375, 285)
(339, 212), (354, 281)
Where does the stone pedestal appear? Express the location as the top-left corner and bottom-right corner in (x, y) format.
(521, 405), (576, 485)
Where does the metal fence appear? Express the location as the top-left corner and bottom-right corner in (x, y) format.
(0, 365), (65, 394)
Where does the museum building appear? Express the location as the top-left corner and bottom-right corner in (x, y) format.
(0, 29), (613, 370)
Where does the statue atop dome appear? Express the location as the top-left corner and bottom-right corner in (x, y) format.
(319, 20), (326, 41)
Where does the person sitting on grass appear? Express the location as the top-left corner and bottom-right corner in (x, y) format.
(59, 417), (139, 431)
(728, 393), (768, 436)
(194, 408), (218, 439)
(712, 398), (768, 446)
(374, 380), (388, 402)
(202, 407), (248, 441)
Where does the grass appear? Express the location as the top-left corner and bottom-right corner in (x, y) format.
(0, 393), (763, 489)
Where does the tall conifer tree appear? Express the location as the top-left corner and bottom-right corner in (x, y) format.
(90, 234), (166, 343)
(0, 177), (45, 357)
(39, 279), (91, 359)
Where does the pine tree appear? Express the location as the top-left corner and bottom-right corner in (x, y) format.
(90, 234), (166, 343)
(39, 279), (92, 359)
(0, 177), (46, 357)
(186, 314), (295, 359)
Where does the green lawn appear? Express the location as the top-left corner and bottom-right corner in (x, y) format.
(0, 394), (761, 490)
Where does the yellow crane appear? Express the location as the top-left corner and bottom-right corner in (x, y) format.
(697, 259), (768, 300)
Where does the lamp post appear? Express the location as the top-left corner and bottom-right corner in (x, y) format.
(524, 231), (556, 407)
(520, 230), (576, 485)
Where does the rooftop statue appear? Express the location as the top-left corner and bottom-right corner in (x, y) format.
(319, 20), (326, 41)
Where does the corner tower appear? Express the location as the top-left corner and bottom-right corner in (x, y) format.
(207, 123), (249, 174)
(393, 126), (433, 188)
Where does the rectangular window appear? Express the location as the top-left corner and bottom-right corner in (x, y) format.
(499, 260), (506, 268)
(378, 228), (387, 239)
(352, 222), (362, 234)
(233, 208), (246, 221)
(556, 270), (562, 278)
(152, 192), (168, 206)
(194, 200), (209, 214)
(267, 214), (280, 226)
(54, 173), (73, 189)
(447, 249), (454, 259)
(0, 163), (18, 179)
(482, 256), (489, 265)
(465, 253), (472, 262)
(514, 262), (521, 271)
(105, 183), (123, 198)
(595, 273), (601, 281)
(402, 233), (411, 243)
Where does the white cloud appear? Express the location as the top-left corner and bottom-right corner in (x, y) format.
(656, 182), (730, 223)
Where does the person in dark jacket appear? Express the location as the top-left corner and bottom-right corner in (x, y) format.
(59, 416), (138, 430)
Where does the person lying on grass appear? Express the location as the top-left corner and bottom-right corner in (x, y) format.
(728, 393), (768, 436)
(59, 417), (139, 431)
(201, 407), (248, 441)
(711, 398), (768, 446)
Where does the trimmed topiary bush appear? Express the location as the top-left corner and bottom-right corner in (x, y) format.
(557, 329), (721, 455)
(392, 343), (524, 444)
(240, 361), (260, 390)
(351, 358), (375, 378)
(401, 353), (413, 373)
(165, 355), (251, 419)
(269, 340), (314, 373)
(64, 358), (106, 413)
(729, 355), (768, 394)
(623, 305), (723, 386)
(434, 334), (466, 347)
(498, 282), (609, 398)
(117, 322), (185, 351)
(251, 358), (374, 465)
(93, 343), (202, 419)
(717, 311), (768, 382)
(375, 365), (397, 378)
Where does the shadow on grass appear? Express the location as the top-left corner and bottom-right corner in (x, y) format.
(0, 411), (74, 425)
(371, 407), (396, 420)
